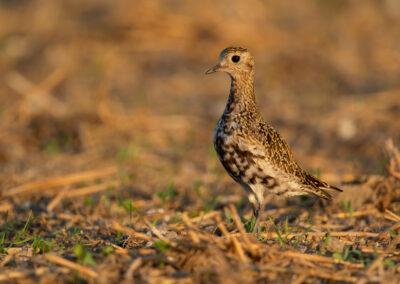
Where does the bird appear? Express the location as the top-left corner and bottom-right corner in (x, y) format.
(206, 47), (342, 234)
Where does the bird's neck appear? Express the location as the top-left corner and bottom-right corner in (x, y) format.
(225, 72), (258, 115)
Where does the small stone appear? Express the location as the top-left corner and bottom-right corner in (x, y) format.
(326, 237), (345, 253)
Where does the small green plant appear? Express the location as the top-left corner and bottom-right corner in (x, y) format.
(306, 209), (313, 225)
(292, 225), (312, 248)
(73, 244), (96, 266)
(224, 209), (233, 223)
(119, 171), (132, 185)
(3, 211), (8, 223)
(156, 182), (178, 205)
(9, 212), (34, 248)
(115, 143), (139, 162)
(69, 226), (82, 240)
(383, 259), (395, 267)
(0, 232), (7, 254)
(116, 230), (122, 242)
(240, 214), (256, 233)
(172, 214), (181, 224)
(393, 204), (398, 215)
(269, 217), (287, 250)
(118, 196), (137, 225)
(188, 211), (199, 218)
(152, 218), (159, 227)
(235, 197), (244, 209)
(353, 250), (365, 268)
(40, 140), (60, 155)
(85, 197), (95, 207)
(33, 235), (54, 254)
(100, 246), (114, 255)
(193, 181), (202, 196)
(103, 196), (111, 208)
(341, 200), (353, 218)
(204, 195), (220, 213)
(319, 231), (331, 255)
(154, 240), (170, 253)
(333, 246), (350, 261)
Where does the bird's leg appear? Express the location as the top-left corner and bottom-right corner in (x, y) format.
(253, 204), (261, 235)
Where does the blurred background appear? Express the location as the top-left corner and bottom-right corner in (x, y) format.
(1, 0), (400, 197)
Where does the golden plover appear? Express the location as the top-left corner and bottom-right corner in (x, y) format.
(206, 47), (342, 233)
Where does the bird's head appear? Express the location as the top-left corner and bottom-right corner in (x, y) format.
(206, 47), (254, 79)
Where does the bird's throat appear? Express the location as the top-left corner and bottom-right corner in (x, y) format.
(225, 73), (257, 114)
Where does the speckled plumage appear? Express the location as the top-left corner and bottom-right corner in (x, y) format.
(206, 47), (342, 233)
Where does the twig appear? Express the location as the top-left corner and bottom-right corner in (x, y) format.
(261, 264), (358, 282)
(372, 221), (400, 244)
(216, 215), (231, 241)
(263, 231), (378, 240)
(67, 181), (120, 198)
(291, 273), (307, 284)
(143, 219), (177, 247)
(182, 212), (201, 244)
(231, 235), (249, 262)
(111, 221), (152, 241)
(332, 210), (378, 219)
(190, 210), (220, 223)
(44, 254), (98, 278)
(47, 188), (69, 212)
(6, 167), (118, 196)
(48, 181), (119, 211)
(228, 204), (258, 257)
(283, 251), (363, 269)
(0, 267), (66, 281)
(125, 258), (143, 280)
(384, 209), (400, 222)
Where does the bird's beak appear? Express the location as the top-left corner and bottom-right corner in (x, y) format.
(205, 63), (221, 75)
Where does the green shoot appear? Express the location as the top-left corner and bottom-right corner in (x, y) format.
(240, 215), (256, 233)
(152, 218), (159, 227)
(341, 200), (353, 218)
(156, 182), (178, 205)
(292, 226), (312, 248)
(154, 240), (170, 253)
(224, 209), (233, 223)
(319, 231), (331, 255)
(269, 217), (286, 250)
(33, 235), (54, 254)
(383, 259), (395, 267)
(333, 246), (350, 261)
(204, 195), (220, 213)
(0, 232), (7, 254)
(193, 181), (202, 196)
(100, 246), (114, 255)
(73, 244), (96, 266)
(118, 196), (136, 225)
(11, 211), (33, 247)
(172, 214), (181, 224)
(85, 197), (95, 207)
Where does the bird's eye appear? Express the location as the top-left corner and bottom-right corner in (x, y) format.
(231, 55), (240, 63)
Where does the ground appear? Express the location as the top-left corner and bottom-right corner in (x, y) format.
(1, 1), (400, 283)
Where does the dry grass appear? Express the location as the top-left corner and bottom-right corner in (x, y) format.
(1, 0), (400, 283)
